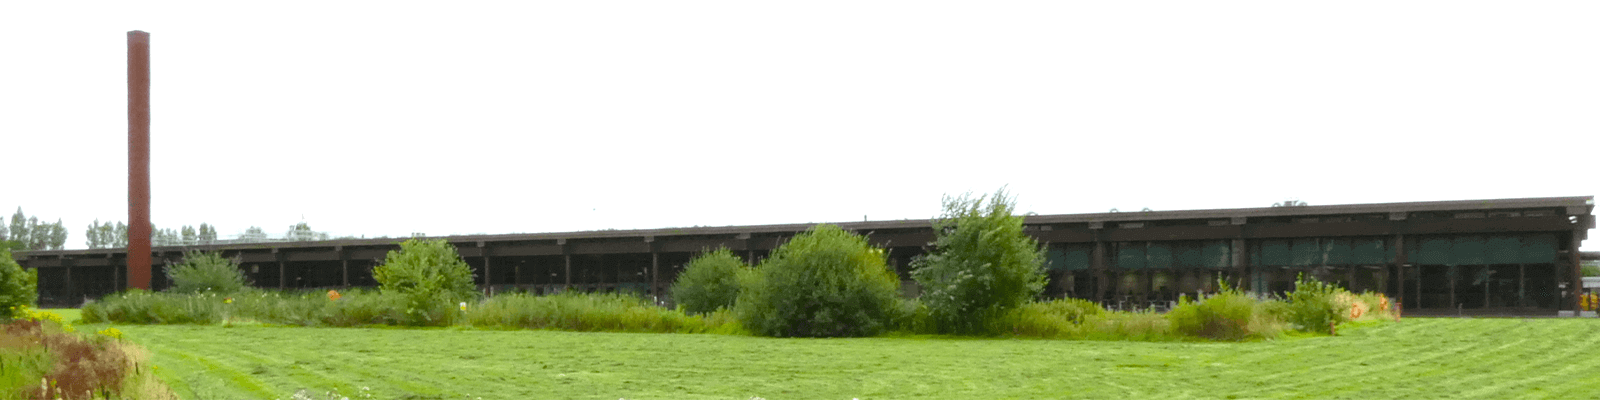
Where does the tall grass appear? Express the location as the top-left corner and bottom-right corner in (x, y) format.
(465, 292), (739, 334)
(82, 289), (743, 334)
(1167, 289), (1286, 341)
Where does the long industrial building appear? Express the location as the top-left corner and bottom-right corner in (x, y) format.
(11, 196), (1596, 315)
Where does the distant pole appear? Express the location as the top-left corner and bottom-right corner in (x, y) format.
(127, 30), (151, 290)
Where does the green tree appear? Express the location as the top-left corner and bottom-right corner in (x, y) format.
(0, 215), (8, 241)
(198, 223), (217, 244)
(910, 188), (1047, 335)
(670, 247), (749, 315)
(112, 222), (128, 247)
(48, 219), (66, 250)
(736, 224), (901, 337)
(181, 225), (197, 245)
(372, 239), (478, 325)
(8, 208), (25, 246)
(0, 248), (38, 318)
(86, 219), (103, 249)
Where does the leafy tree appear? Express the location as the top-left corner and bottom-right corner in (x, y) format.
(48, 219), (66, 250)
(166, 251), (248, 294)
(86, 219), (103, 249)
(0, 248), (38, 318)
(241, 226), (267, 242)
(198, 223), (217, 244)
(181, 225), (197, 244)
(910, 188), (1047, 335)
(7, 208), (25, 245)
(670, 247), (749, 314)
(372, 239), (477, 325)
(0, 215), (8, 241)
(736, 224), (901, 337)
(112, 222), (128, 248)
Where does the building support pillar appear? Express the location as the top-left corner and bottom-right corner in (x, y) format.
(651, 252), (660, 298)
(1092, 240), (1107, 302)
(1571, 232), (1584, 312)
(1231, 238), (1249, 292)
(1393, 234), (1407, 308)
(278, 261), (286, 290)
(1518, 263), (1526, 308)
(563, 254), (572, 291)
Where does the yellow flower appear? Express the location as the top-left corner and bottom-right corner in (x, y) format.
(459, 302), (468, 311)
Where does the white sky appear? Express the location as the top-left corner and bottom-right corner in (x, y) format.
(1, 1), (1595, 251)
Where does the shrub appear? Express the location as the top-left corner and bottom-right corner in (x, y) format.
(165, 251), (248, 294)
(670, 248), (749, 315)
(1581, 262), (1599, 277)
(910, 189), (1047, 335)
(465, 292), (725, 333)
(372, 239), (478, 326)
(996, 298), (1105, 338)
(0, 248), (38, 319)
(1168, 286), (1284, 341)
(1285, 274), (1351, 334)
(736, 224), (901, 337)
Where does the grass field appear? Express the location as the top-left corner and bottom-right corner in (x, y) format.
(51, 314), (1600, 400)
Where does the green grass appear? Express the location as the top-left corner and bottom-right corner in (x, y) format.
(68, 317), (1600, 400)
(41, 308), (81, 322)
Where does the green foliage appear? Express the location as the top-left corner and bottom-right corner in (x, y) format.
(736, 224), (902, 337)
(1582, 262), (1599, 277)
(465, 292), (737, 333)
(995, 298), (1105, 338)
(1168, 285), (1284, 341)
(911, 188), (1046, 335)
(670, 248), (749, 315)
(0, 248), (39, 318)
(372, 239), (478, 326)
(1285, 274), (1351, 334)
(165, 251), (248, 294)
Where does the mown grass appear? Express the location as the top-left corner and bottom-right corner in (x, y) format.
(74, 317), (1600, 400)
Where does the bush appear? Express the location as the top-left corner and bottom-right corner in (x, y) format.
(1285, 274), (1351, 334)
(1581, 262), (1599, 277)
(465, 292), (731, 333)
(372, 239), (478, 326)
(0, 248), (38, 319)
(736, 224), (902, 337)
(910, 189), (1047, 335)
(996, 298), (1105, 338)
(165, 251), (248, 294)
(1168, 286), (1284, 341)
(670, 248), (749, 315)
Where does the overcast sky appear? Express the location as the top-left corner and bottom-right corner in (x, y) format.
(1, 1), (1595, 250)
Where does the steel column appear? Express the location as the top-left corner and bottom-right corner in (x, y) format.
(564, 254), (572, 290)
(126, 31), (152, 290)
(1393, 234), (1407, 308)
(1572, 232), (1584, 312)
(651, 252), (660, 297)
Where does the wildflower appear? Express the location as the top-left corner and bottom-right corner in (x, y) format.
(328, 290), (342, 301)
(224, 297), (234, 304)
(459, 302), (467, 312)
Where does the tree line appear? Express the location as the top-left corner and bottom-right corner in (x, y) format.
(3, 207), (333, 251)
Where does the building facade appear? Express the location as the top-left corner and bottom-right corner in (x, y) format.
(12, 196), (1595, 314)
